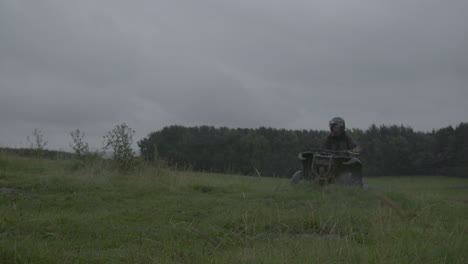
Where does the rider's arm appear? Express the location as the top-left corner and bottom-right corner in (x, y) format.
(348, 135), (361, 153)
(351, 146), (361, 153)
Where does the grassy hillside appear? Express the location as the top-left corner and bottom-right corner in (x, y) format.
(0, 154), (467, 263)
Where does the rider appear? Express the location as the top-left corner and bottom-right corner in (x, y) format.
(324, 117), (360, 153)
(324, 117), (363, 185)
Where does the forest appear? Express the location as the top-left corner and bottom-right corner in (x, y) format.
(138, 123), (468, 177)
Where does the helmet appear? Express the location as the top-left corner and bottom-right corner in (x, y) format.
(329, 117), (345, 131)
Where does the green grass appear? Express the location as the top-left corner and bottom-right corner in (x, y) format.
(0, 154), (467, 263)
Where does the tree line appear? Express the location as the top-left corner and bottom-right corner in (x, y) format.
(138, 123), (468, 177)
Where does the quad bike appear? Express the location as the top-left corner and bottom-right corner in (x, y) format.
(290, 150), (405, 217)
(291, 149), (362, 186)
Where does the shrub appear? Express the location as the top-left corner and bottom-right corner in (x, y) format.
(103, 123), (136, 171)
(69, 129), (90, 159)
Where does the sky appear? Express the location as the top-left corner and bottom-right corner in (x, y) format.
(1, 0), (467, 150)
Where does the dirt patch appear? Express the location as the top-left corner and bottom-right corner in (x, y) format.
(193, 185), (214, 193)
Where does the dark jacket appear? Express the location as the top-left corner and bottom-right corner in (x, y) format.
(323, 132), (358, 151)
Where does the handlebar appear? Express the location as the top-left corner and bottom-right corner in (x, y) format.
(298, 149), (360, 160)
(310, 148), (360, 156)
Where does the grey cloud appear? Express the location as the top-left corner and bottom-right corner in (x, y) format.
(0, 0), (467, 149)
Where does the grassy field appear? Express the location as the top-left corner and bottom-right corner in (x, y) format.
(0, 154), (467, 263)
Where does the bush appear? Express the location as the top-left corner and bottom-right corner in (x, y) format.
(69, 129), (90, 159)
(103, 123), (136, 171)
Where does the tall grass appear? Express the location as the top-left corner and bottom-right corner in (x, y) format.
(0, 153), (467, 263)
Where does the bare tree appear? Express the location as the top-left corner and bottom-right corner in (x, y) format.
(27, 128), (47, 156)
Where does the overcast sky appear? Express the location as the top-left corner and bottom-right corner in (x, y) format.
(1, 0), (467, 150)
